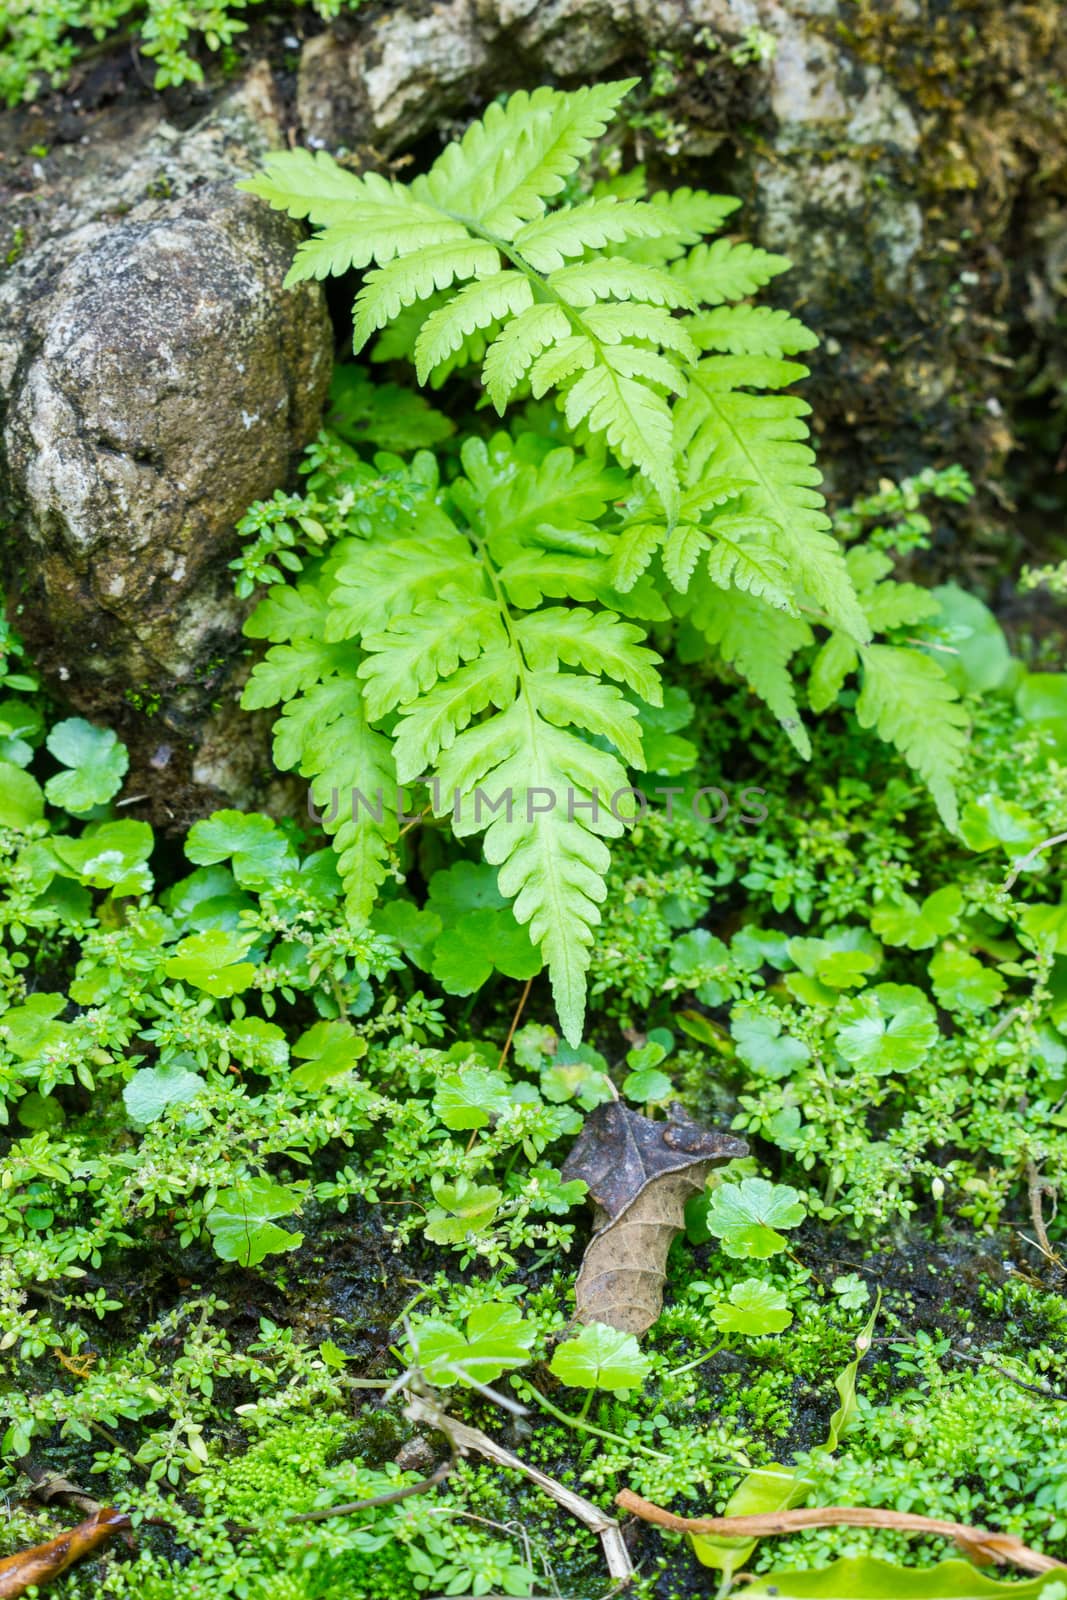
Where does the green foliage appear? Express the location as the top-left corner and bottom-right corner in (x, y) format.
(743, 1560), (1065, 1598)
(0, 0), (364, 102)
(237, 89), (973, 1044)
(407, 1302), (537, 1388)
(43, 718), (128, 814)
(549, 1322), (652, 1392)
(705, 1178), (806, 1259)
(205, 1179), (305, 1265)
(1, 73), (1064, 1600)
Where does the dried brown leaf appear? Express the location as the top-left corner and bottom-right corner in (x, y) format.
(562, 1102), (746, 1334)
(0, 1508), (132, 1598)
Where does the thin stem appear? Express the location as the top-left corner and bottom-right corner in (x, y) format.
(516, 1381), (671, 1461)
(497, 975), (534, 1071)
(660, 1340), (728, 1381)
(1004, 831), (1067, 892)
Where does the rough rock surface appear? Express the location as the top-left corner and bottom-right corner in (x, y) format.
(0, 66), (332, 816)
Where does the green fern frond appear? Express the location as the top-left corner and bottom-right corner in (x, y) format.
(562, 364), (678, 509)
(614, 186), (742, 265)
(809, 633), (859, 714)
(483, 305), (572, 411)
(237, 148), (371, 223)
(352, 242), (502, 349)
(691, 304), (819, 359)
(661, 524), (710, 591)
(415, 273), (534, 382)
(581, 303), (698, 361)
(806, 545), (967, 822)
(675, 359), (870, 640)
(287, 213), (469, 282)
(605, 523), (666, 591)
(855, 644), (968, 830)
(413, 80), (636, 235)
(515, 607), (662, 703)
(276, 672), (400, 918)
(680, 581), (814, 757)
(703, 518), (794, 608)
(549, 259), (694, 309)
(670, 238), (793, 304)
(512, 198), (671, 272)
(244, 431), (664, 1044)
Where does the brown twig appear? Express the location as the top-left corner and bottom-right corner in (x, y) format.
(280, 1459), (453, 1526)
(615, 1490), (1065, 1575)
(948, 1348), (1067, 1403)
(496, 975), (534, 1072)
(0, 1509), (133, 1599)
(1025, 1157), (1062, 1266)
(407, 1395), (633, 1584)
(1003, 831), (1067, 892)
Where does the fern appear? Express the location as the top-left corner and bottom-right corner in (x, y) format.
(244, 433), (664, 1044)
(238, 84), (973, 1038)
(239, 82), (813, 521)
(807, 547), (969, 828)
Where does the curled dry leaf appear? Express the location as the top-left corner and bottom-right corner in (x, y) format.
(562, 1101), (747, 1335)
(0, 1508), (132, 1598)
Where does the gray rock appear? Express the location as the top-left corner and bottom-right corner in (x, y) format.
(0, 66), (332, 815)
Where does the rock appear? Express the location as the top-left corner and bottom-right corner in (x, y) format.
(0, 66), (332, 818)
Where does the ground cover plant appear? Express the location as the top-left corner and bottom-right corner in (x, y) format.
(0, 0), (362, 101)
(1, 77), (1066, 1600)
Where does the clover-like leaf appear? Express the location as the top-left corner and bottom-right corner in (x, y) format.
(549, 1322), (652, 1392)
(730, 1005), (810, 1080)
(424, 1175), (502, 1245)
(427, 860), (509, 918)
(205, 1179), (304, 1266)
(164, 929), (256, 998)
(869, 885), (963, 951)
(670, 928), (733, 1005)
(429, 906), (542, 994)
(929, 949), (1006, 1014)
(787, 931), (881, 993)
(705, 1178), (805, 1259)
(433, 1067), (512, 1130)
(0, 760), (44, 829)
(622, 1066), (672, 1102)
(409, 1302), (536, 1388)
(123, 1058), (206, 1126)
(44, 718), (128, 814)
(51, 820), (154, 895)
(711, 1277), (792, 1335)
(959, 794), (1045, 855)
(290, 1019), (367, 1089)
(186, 809), (299, 888)
(834, 984), (939, 1075)
(372, 900), (443, 970)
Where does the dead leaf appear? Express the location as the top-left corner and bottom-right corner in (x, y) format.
(562, 1101), (746, 1335)
(0, 1508), (132, 1597)
(614, 1490), (1066, 1576)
